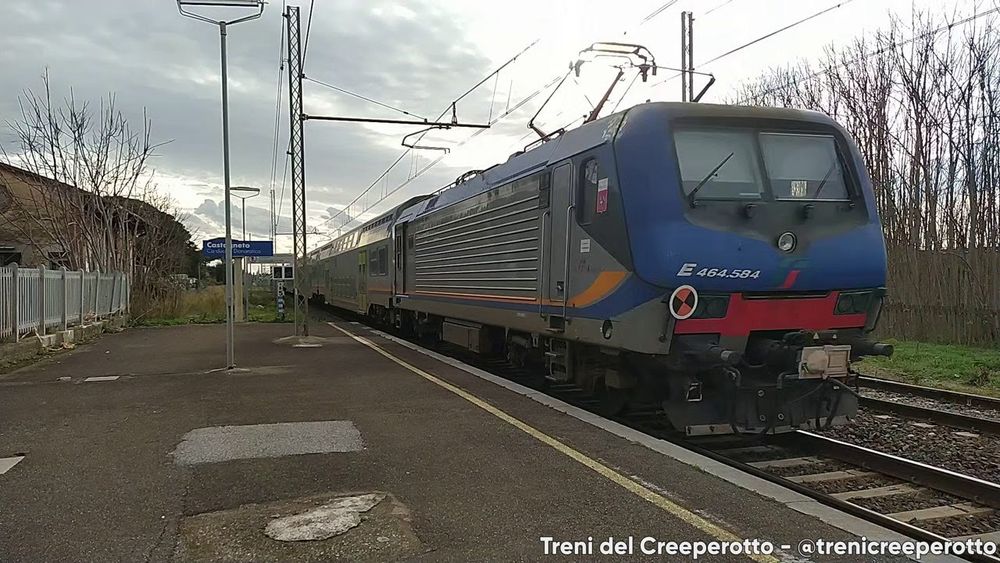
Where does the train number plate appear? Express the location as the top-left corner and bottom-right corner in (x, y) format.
(676, 263), (760, 279)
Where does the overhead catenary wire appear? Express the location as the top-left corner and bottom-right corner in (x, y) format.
(315, 2), (683, 240)
(277, 144), (290, 232)
(268, 3), (287, 237)
(301, 0), (315, 66)
(701, 0), (856, 67)
(303, 76), (427, 120)
(317, 39), (542, 233)
(648, 0), (857, 90)
(316, 72), (565, 238)
(704, 0), (737, 16)
(611, 72), (641, 113)
(640, 0), (681, 24)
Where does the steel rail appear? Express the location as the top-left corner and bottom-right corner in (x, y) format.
(859, 376), (1000, 410)
(860, 396), (1000, 436)
(672, 436), (1000, 563)
(787, 431), (1000, 509)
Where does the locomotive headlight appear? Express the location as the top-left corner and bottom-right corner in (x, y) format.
(836, 291), (871, 315)
(777, 232), (796, 252)
(836, 293), (854, 314)
(602, 320), (613, 340)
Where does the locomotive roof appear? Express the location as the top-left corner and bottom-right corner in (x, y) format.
(394, 109), (626, 225)
(310, 101), (840, 258)
(394, 101), (838, 224)
(649, 101), (837, 125)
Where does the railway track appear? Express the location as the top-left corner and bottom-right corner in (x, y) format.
(438, 343), (1000, 561)
(858, 377), (1000, 436)
(860, 377), (1000, 410)
(322, 308), (1000, 561)
(684, 432), (1000, 563)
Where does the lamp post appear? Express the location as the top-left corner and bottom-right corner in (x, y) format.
(232, 186), (260, 320)
(177, 0), (264, 369)
(231, 186), (261, 241)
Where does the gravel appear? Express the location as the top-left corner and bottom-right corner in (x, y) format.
(921, 511), (1000, 538)
(720, 446), (791, 462)
(810, 474), (900, 494)
(852, 492), (960, 514)
(817, 411), (1000, 484)
(862, 389), (1000, 422)
(768, 461), (852, 478)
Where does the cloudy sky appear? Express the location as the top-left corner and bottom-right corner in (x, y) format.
(0, 0), (971, 252)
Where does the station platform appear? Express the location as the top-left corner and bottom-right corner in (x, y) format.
(0, 321), (915, 562)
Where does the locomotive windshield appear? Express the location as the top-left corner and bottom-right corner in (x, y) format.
(675, 130), (764, 201)
(674, 128), (850, 203)
(759, 132), (849, 200)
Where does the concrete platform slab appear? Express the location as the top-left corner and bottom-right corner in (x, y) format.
(172, 421), (364, 466)
(0, 321), (919, 562)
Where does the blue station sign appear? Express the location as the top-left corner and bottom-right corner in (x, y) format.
(201, 238), (274, 258)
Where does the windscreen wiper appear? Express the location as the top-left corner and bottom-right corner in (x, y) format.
(687, 152), (734, 207)
(812, 162), (837, 199)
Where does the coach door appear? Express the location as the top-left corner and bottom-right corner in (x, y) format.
(394, 224), (406, 295)
(358, 250), (368, 313)
(547, 163), (573, 308)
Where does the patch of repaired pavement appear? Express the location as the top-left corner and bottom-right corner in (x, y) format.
(178, 491), (423, 562)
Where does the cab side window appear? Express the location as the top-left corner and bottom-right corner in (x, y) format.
(578, 158), (599, 225)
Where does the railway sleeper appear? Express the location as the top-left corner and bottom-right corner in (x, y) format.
(889, 503), (994, 523)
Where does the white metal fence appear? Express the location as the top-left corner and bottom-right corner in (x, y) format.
(0, 264), (129, 342)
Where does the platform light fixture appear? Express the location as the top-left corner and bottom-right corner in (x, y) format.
(232, 186), (261, 318)
(177, 0), (265, 369)
(231, 186), (261, 240)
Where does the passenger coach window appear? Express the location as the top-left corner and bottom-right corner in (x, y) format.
(674, 130), (763, 201)
(377, 246), (388, 275)
(760, 133), (850, 200)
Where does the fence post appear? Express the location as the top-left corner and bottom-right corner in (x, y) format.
(123, 274), (130, 316)
(9, 263), (17, 343)
(110, 274), (117, 317)
(93, 270), (100, 319)
(37, 265), (45, 336)
(79, 270), (85, 326)
(117, 273), (124, 314)
(61, 266), (68, 331)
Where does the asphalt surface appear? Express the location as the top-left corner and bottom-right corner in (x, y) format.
(0, 321), (900, 562)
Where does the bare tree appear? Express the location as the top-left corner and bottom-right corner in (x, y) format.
(2, 72), (193, 316)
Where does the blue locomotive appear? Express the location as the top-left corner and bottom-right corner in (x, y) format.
(309, 102), (893, 435)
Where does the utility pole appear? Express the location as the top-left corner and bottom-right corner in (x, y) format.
(680, 11), (694, 102)
(280, 5), (490, 339)
(686, 12), (694, 103)
(285, 5), (308, 336)
(681, 12), (687, 102)
(269, 188), (276, 242)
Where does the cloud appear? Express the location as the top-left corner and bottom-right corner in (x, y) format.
(0, 0), (496, 247)
(7, 0), (939, 254)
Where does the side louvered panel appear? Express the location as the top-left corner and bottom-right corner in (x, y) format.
(412, 179), (542, 300)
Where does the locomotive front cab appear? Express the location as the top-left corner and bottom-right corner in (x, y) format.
(614, 103), (893, 434)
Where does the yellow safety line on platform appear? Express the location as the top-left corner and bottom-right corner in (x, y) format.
(328, 321), (779, 563)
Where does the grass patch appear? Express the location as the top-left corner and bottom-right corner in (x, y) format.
(856, 339), (1000, 398)
(136, 286), (291, 326)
